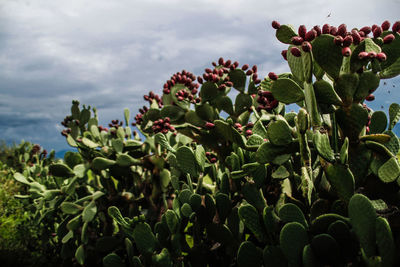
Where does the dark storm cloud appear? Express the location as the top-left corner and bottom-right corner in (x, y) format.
(0, 0), (400, 150)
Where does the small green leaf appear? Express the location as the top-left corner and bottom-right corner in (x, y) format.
(378, 157), (400, 183)
(75, 244), (85, 265)
(229, 69), (247, 92)
(82, 200), (97, 223)
(61, 202), (83, 215)
(275, 24), (297, 44)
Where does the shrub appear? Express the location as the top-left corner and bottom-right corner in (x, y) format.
(10, 20), (400, 266)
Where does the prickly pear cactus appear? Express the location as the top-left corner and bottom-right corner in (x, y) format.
(6, 19), (400, 266)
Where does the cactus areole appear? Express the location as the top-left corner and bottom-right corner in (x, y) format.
(9, 20), (400, 266)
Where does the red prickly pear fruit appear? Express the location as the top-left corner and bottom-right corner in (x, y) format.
(333, 35), (343, 46)
(233, 61), (239, 68)
(246, 69), (253, 76)
(177, 96), (184, 101)
(252, 73), (258, 80)
(343, 35), (353, 47)
(365, 94), (375, 101)
(301, 41), (312, 52)
(245, 129), (253, 136)
(212, 61), (217, 66)
(197, 76), (203, 84)
(342, 47), (352, 57)
(373, 26), (382, 38)
(305, 30), (316, 41)
(241, 64), (249, 70)
(268, 72), (278, 80)
(191, 89), (198, 94)
(383, 34), (395, 44)
(371, 24), (378, 32)
(313, 25), (322, 36)
(337, 24), (347, 37)
(358, 51), (369, 59)
(291, 36), (304, 45)
(272, 20), (281, 29)
(205, 152), (211, 156)
(368, 51), (377, 58)
(225, 81), (233, 87)
(381, 20), (390, 31)
(165, 117), (170, 123)
(351, 30), (361, 45)
(322, 24), (330, 34)
(254, 79), (261, 84)
(298, 25), (307, 38)
(205, 122), (215, 129)
(224, 59), (232, 67)
(234, 123), (242, 128)
(210, 157), (217, 163)
(252, 65), (258, 73)
(218, 57), (224, 65)
(358, 30), (365, 37)
(392, 21), (400, 32)
(360, 26), (371, 35)
(290, 47), (302, 57)
(218, 84), (226, 91)
(281, 50), (288, 60)
(205, 68), (212, 73)
(377, 52), (387, 61)
(330, 26), (338, 36)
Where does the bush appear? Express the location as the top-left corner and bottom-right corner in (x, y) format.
(8, 20), (400, 266)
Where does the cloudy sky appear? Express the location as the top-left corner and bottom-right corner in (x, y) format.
(1, 0), (400, 152)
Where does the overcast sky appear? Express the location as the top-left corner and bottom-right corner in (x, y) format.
(1, 0), (400, 152)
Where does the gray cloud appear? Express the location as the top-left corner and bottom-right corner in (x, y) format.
(0, 0), (400, 151)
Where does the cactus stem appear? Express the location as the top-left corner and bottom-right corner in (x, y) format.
(303, 82), (322, 128)
(186, 173), (194, 193)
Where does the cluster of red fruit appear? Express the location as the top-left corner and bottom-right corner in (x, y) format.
(108, 119), (123, 129)
(257, 89), (279, 112)
(143, 91), (163, 108)
(272, 20), (400, 59)
(198, 58), (262, 86)
(163, 70), (198, 95)
(152, 117), (175, 134)
(175, 88), (201, 104)
(205, 152), (218, 163)
(233, 122), (254, 136)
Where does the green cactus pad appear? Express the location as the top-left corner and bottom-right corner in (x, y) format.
(310, 234), (340, 265)
(348, 194), (377, 258)
(302, 244), (319, 267)
(263, 206), (280, 239)
(160, 105), (185, 122)
(237, 242), (263, 267)
(242, 183), (266, 211)
(383, 130), (400, 155)
(66, 214), (82, 231)
(235, 93), (252, 115)
(275, 24), (297, 44)
(252, 120), (268, 139)
(195, 103), (215, 121)
(205, 194), (216, 220)
(102, 253), (124, 267)
(200, 81), (219, 102)
(107, 206), (131, 229)
(279, 222), (309, 267)
(376, 217), (395, 267)
(246, 134), (264, 146)
(287, 45), (312, 82)
(335, 104), (368, 142)
(189, 193), (202, 211)
(238, 204), (267, 242)
(389, 103), (400, 130)
(353, 71), (380, 102)
(378, 157), (400, 183)
(266, 119), (293, 146)
(215, 96), (234, 115)
(164, 210), (179, 233)
(92, 157), (115, 170)
(228, 69), (247, 92)
(312, 34), (343, 80)
(61, 202), (83, 215)
(180, 203), (192, 218)
(154, 133), (176, 153)
(324, 163), (354, 202)
(313, 131), (335, 162)
(49, 163), (74, 178)
(215, 193), (232, 223)
(75, 244), (85, 265)
(271, 165), (289, 180)
(116, 154), (141, 167)
(369, 111), (388, 134)
(381, 31), (400, 69)
(270, 78), (305, 104)
(255, 141), (289, 164)
(176, 146), (198, 177)
(263, 246), (287, 267)
(152, 248), (172, 267)
(313, 80), (343, 106)
(380, 57), (400, 79)
(214, 120), (245, 147)
(133, 222), (157, 255)
(178, 189), (193, 204)
(334, 73), (359, 105)
(278, 203), (308, 228)
(310, 213), (350, 234)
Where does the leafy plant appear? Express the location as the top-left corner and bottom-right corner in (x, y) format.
(9, 20), (400, 266)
